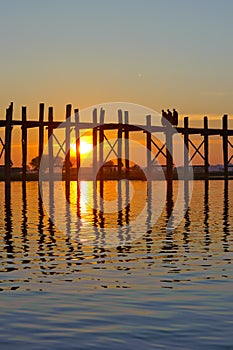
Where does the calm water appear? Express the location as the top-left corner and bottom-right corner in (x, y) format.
(0, 180), (233, 350)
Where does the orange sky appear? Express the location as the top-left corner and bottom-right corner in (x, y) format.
(1, 2), (233, 166)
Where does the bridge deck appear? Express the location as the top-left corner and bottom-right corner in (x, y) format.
(0, 120), (233, 136)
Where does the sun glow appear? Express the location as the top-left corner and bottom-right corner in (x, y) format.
(70, 140), (93, 156)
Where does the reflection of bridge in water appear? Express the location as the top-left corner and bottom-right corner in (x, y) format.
(1, 102), (233, 182)
(2, 179), (231, 285)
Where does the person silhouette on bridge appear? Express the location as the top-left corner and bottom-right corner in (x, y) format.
(172, 108), (178, 126)
(167, 109), (172, 123)
(161, 109), (168, 126)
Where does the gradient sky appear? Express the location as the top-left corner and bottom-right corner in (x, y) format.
(1, 0), (233, 165)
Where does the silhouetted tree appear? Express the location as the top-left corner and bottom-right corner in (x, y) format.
(30, 155), (63, 171)
(30, 156), (40, 171)
(104, 160), (115, 167)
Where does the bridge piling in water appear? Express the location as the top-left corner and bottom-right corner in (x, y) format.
(204, 116), (209, 180)
(222, 114), (228, 180)
(65, 104), (72, 183)
(38, 103), (44, 164)
(21, 106), (27, 181)
(4, 103), (13, 184)
(183, 117), (189, 180)
(117, 110), (123, 179)
(146, 115), (152, 180)
(48, 106), (54, 183)
(166, 123), (173, 182)
(92, 108), (98, 178)
(99, 108), (105, 197)
(124, 111), (129, 178)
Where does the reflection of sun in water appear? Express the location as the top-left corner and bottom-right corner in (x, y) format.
(70, 141), (93, 156)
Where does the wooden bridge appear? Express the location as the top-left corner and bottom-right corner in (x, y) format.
(0, 102), (233, 182)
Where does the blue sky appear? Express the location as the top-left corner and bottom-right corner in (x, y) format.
(1, 0), (233, 119)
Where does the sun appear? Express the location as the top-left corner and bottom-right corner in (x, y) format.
(70, 140), (93, 156)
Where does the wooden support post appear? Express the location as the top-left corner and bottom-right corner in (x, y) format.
(92, 108), (98, 179)
(166, 124), (173, 181)
(118, 110), (123, 179)
(99, 108), (105, 199)
(4, 102), (13, 183)
(146, 115), (152, 180)
(48, 107), (54, 182)
(124, 111), (129, 178)
(184, 117), (189, 180)
(39, 103), (44, 163)
(21, 106), (27, 181)
(65, 104), (72, 182)
(222, 114), (228, 179)
(99, 108), (105, 180)
(74, 108), (80, 181)
(204, 116), (209, 180)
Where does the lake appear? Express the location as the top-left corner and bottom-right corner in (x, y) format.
(0, 180), (233, 349)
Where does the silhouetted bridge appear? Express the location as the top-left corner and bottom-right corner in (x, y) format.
(0, 102), (233, 182)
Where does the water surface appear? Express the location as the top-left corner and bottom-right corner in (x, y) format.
(0, 180), (233, 349)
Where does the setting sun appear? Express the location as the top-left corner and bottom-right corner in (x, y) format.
(70, 140), (93, 156)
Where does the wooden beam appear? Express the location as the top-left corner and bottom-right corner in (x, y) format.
(65, 104), (72, 182)
(146, 115), (152, 180)
(117, 109), (123, 179)
(1, 119), (233, 136)
(124, 111), (129, 177)
(21, 106), (27, 181)
(38, 103), (44, 163)
(92, 108), (97, 179)
(99, 108), (105, 199)
(204, 116), (209, 180)
(222, 114), (228, 179)
(4, 103), (13, 182)
(74, 108), (80, 181)
(99, 108), (105, 180)
(166, 124), (173, 181)
(184, 117), (189, 180)
(48, 107), (54, 182)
